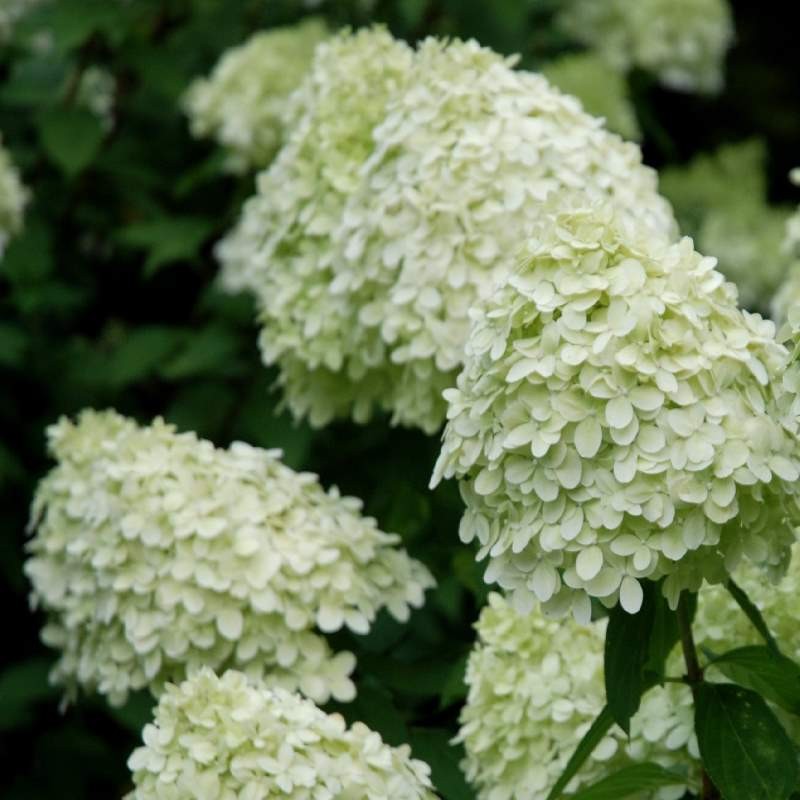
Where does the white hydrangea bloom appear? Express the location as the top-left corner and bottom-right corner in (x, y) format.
(126, 668), (439, 800)
(542, 52), (640, 141)
(184, 18), (329, 171)
(458, 593), (698, 800)
(661, 141), (792, 311)
(221, 32), (675, 433)
(0, 135), (27, 256)
(433, 194), (800, 619)
(25, 409), (434, 706)
(560, 0), (734, 94)
(784, 168), (800, 259)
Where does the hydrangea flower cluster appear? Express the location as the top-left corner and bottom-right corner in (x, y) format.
(560, 0), (734, 94)
(432, 195), (800, 619)
(126, 668), (439, 800)
(184, 18), (328, 171)
(458, 593), (698, 800)
(0, 135), (27, 256)
(542, 52), (640, 141)
(25, 409), (434, 706)
(220, 30), (675, 433)
(660, 140), (792, 310)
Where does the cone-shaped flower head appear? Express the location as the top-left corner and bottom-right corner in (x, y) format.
(560, 0), (734, 94)
(0, 135), (27, 255)
(542, 52), (640, 141)
(661, 141), (792, 311)
(432, 194), (800, 619)
(184, 18), (329, 171)
(220, 32), (675, 434)
(458, 593), (698, 800)
(126, 668), (439, 799)
(25, 410), (434, 706)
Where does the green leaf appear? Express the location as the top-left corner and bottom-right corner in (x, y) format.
(105, 326), (184, 387)
(439, 653), (468, 709)
(695, 682), (798, 800)
(604, 581), (659, 733)
(726, 579), (781, 655)
(117, 216), (214, 275)
(0, 323), (27, 367)
(159, 326), (241, 380)
(38, 107), (105, 175)
(567, 763), (686, 800)
(408, 728), (474, 800)
(0, 658), (57, 730)
(545, 706), (615, 800)
(709, 646), (800, 715)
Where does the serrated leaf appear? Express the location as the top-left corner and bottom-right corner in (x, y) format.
(709, 646), (800, 715)
(567, 763), (686, 800)
(38, 107), (104, 175)
(545, 706), (615, 800)
(695, 682), (798, 800)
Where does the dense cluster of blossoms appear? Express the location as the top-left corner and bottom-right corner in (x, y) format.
(0, 135), (27, 256)
(184, 18), (328, 171)
(458, 593), (697, 800)
(559, 0), (734, 94)
(660, 140), (792, 311)
(76, 66), (117, 132)
(126, 668), (439, 800)
(542, 52), (640, 141)
(25, 409), (433, 706)
(432, 195), (800, 619)
(220, 29), (675, 433)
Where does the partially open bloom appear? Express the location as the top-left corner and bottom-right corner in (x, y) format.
(661, 141), (792, 311)
(433, 194), (800, 618)
(0, 135), (27, 255)
(542, 52), (640, 141)
(560, 0), (734, 94)
(220, 32), (675, 433)
(126, 668), (439, 800)
(184, 18), (328, 171)
(26, 410), (433, 705)
(458, 593), (698, 800)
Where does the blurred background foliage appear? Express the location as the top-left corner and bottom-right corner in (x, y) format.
(0, 0), (798, 796)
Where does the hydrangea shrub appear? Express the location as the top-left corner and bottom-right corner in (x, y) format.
(126, 668), (439, 799)
(25, 409), (434, 705)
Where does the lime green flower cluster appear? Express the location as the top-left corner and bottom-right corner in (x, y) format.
(219, 28), (675, 433)
(432, 194), (800, 619)
(0, 136), (27, 255)
(660, 141), (792, 310)
(25, 410), (433, 706)
(560, 0), (734, 93)
(542, 52), (640, 141)
(458, 593), (698, 800)
(184, 18), (328, 171)
(126, 668), (439, 800)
